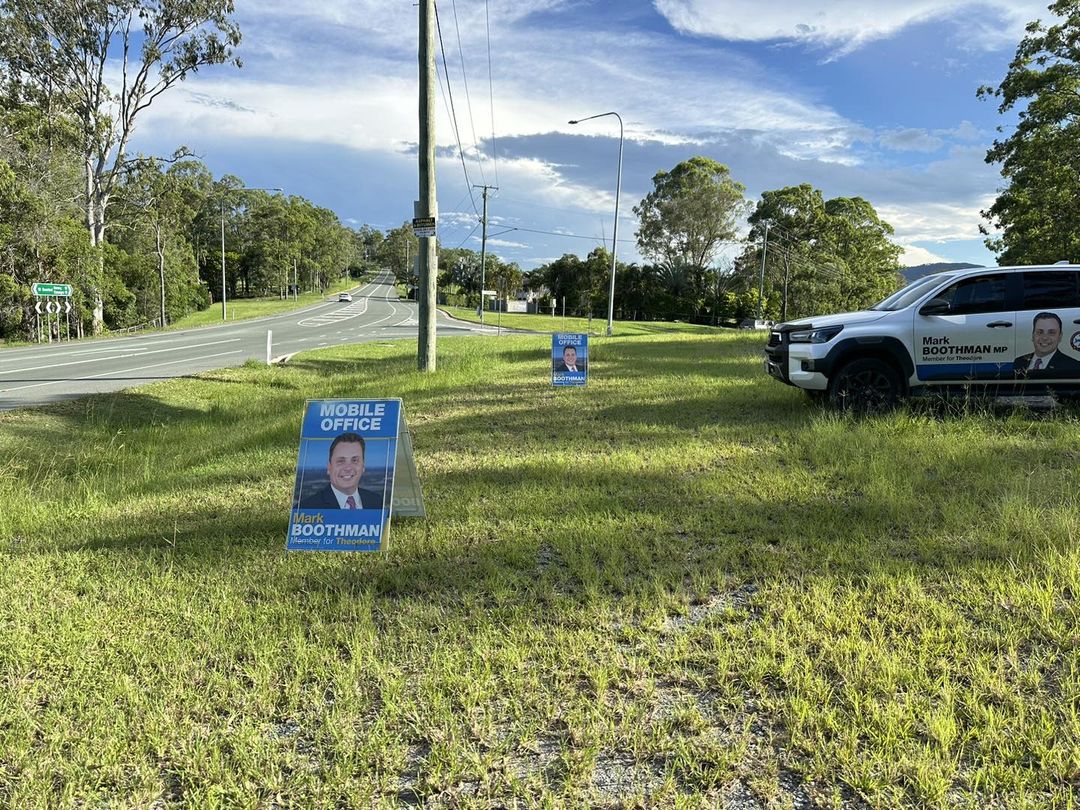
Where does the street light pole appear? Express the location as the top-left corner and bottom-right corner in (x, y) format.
(218, 186), (283, 321)
(569, 111), (623, 337)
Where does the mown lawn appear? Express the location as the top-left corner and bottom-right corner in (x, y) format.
(439, 305), (725, 337)
(0, 330), (1077, 808)
(166, 277), (357, 331)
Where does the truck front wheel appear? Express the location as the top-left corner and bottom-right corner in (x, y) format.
(829, 358), (901, 413)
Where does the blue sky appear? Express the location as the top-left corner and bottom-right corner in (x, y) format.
(130, 0), (1057, 270)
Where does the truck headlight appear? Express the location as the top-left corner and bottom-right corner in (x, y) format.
(788, 325), (843, 343)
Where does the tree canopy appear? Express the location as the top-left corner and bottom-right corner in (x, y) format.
(735, 184), (902, 320)
(0, 0), (243, 330)
(978, 0), (1080, 264)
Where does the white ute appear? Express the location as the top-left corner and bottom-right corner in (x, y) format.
(764, 263), (1080, 410)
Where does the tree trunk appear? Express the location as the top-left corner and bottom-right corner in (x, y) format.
(157, 223), (167, 327)
(85, 158), (105, 334)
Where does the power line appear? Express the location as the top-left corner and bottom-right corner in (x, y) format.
(454, 221), (482, 249)
(449, 0), (486, 185)
(485, 0), (498, 186)
(433, 2), (479, 216)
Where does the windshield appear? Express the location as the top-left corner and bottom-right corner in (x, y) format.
(871, 273), (957, 311)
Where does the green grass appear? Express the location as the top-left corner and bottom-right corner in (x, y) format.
(168, 277), (357, 331)
(1, 332), (1078, 807)
(440, 305), (726, 337)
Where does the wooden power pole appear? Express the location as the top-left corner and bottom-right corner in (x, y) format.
(417, 0), (438, 371)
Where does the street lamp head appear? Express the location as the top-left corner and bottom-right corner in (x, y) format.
(568, 119), (578, 124)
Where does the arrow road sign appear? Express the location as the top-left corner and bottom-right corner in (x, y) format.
(35, 301), (42, 314)
(46, 301), (59, 314)
(32, 282), (73, 297)
(64, 301), (71, 314)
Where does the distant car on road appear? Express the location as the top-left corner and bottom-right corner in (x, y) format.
(338, 292), (353, 302)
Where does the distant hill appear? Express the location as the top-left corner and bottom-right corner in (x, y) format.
(900, 262), (982, 283)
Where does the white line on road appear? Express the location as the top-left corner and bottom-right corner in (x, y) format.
(0, 350), (242, 394)
(0, 338), (242, 377)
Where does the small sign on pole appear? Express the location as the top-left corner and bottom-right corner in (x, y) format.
(552, 333), (588, 387)
(412, 216), (437, 238)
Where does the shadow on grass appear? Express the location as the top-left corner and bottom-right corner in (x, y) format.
(5, 334), (1076, 605)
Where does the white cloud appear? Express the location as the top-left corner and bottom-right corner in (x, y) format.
(652, 0), (1049, 54)
(877, 198), (994, 243)
(486, 238), (530, 249)
(936, 120), (982, 141)
(879, 128), (945, 153)
(139, 1), (868, 172)
(899, 244), (951, 266)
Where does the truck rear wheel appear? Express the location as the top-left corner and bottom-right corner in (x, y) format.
(829, 358), (901, 413)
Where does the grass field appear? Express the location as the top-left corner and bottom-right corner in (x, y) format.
(439, 305), (725, 337)
(1, 330), (1078, 808)
(167, 277), (357, 331)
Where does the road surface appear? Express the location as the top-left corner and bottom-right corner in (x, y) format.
(0, 272), (496, 410)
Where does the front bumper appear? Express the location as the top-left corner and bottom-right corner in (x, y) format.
(764, 330), (829, 391)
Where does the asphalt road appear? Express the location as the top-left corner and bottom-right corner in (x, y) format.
(0, 272), (497, 411)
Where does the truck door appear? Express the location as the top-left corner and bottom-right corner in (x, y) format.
(913, 272), (1015, 385)
(1014, 270), (1080, 386)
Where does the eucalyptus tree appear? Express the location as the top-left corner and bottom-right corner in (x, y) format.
(978, 0), (1080, 264)
(633, 156), (748, 308)
(0, 0), (242, 332)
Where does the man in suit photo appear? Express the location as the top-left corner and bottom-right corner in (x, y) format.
(299, 432), (383, 510)
(553, 344), (586, 373)
(1014, 312), (1080, 376)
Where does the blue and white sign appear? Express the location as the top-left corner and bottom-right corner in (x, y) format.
(552, 333), (588, 387)
(288, 399), (401, 552)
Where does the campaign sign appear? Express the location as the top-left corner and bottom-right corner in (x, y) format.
(288, 399), (401, 552)
(552, 333), (588, 387)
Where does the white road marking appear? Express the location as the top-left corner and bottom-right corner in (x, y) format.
(0, 350), (242, 394)
(0, 338), (242, 377)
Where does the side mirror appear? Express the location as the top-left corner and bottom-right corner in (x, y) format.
(919, 298), (951, 316)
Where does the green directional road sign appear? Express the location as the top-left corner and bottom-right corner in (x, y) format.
(32, 283), (73, 297)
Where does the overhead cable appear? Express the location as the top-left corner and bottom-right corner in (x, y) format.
(449, 0), (486, 185)
(485, 0), (499, 186)
(433, 2), (479, 216)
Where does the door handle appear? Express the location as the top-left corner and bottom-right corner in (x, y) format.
(987, 321), (1013, 328)
(1073, 319), (1080, 324)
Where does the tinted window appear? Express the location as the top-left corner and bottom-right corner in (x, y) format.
(872, 273), (957, 311)
(1021, 271), (1080, 309)
(937, 274), (1010, 315)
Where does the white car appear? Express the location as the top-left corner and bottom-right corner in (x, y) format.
(764, 263), (1080, 409)
(338, 292), (353, 303)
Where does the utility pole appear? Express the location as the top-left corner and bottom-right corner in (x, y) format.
(417, 0), (438, 371)
(474, 184), (498, 326)
(757, 221), (769, 320)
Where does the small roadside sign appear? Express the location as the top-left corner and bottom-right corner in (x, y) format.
(552, 333), (588, 387)
(288, 398), (424, 552)
(481, 289), (497, 296)
(412, 216), (436, 238)
(32, 283), (73, 297)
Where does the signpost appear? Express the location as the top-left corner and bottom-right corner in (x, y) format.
(32, 283), (73, 297)
(31, 282), (73, 343)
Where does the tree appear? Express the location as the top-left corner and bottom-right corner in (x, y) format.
(633, 157), (748, 309)
(736, 185), (901, 320)
(0, 0), (242, 332)
(380, 223), (419, 286)
(978, 0), (1080, 264)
